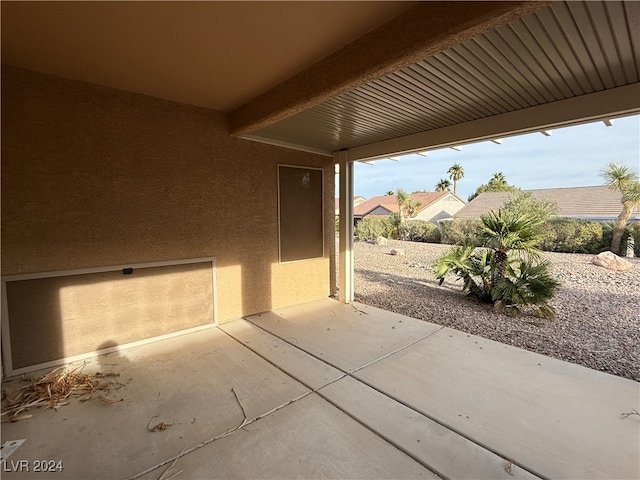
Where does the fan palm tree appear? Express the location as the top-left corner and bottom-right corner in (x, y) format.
(433, 206), (558, 318)
(601, 162), (640, 255)
(435, 178), (452, 192)
(480, 208), (544, 282)
(447, 163), (464, 194)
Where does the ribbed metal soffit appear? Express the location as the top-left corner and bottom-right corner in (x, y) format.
(251, 1), (639, 154)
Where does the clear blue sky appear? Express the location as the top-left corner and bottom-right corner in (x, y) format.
(350, 114), (640, 201)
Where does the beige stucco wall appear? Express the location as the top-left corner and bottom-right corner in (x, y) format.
(414, 194), (466, 224)
(6, 263), (215, 369)
(1, 66), (334, 326)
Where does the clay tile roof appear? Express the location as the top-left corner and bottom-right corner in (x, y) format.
(354, 191), (462, 217)
(353, 195), (399, 216)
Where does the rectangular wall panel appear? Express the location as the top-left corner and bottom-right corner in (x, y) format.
(3, 260), (214, 372)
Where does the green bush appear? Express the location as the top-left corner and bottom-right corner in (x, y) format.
(354, 217), (390, 241)
(601, 221), (632, 255)
(402, 220), (441, 243)
(540, 218), (605, 254)
(632, 222), (640, 257)
(441, 218), (483, 245)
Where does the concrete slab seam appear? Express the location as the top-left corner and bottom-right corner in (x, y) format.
(219, 325), (344, 392)
(242, 317), (544, 479)
(349, 374), (546, 480)
(346, 325), (445, 375)
(243, 315), (444, 375)
(224, 323), (446, 478)
(127, 386), (314, 480)
(128, 326), (358, 480)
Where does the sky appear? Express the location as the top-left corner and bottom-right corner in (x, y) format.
(349, 114), (640, 201)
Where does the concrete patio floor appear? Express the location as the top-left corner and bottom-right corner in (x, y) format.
(1, 298), (638, 479)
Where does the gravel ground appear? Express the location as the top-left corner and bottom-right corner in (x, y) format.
(349, 239), (640, 382)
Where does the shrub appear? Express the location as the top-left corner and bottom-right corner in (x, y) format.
(632, 222), (640, 257)
(503, 191), (558, 221)
(402, 220), (441, 243)
(387, 212), (403, 239)
(540, 218), (605, 254)
(441, 218), (483, 245)
(602, 221), (632, 255)
(354, 217), (390, 241)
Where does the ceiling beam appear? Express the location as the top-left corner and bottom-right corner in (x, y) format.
(229, 1), (549, 137)
(346, 83), (640, 162)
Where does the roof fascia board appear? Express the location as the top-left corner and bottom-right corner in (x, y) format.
(347, 83), (640, 162)
(230, 1), (548, 137)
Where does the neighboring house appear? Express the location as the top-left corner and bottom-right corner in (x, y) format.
(354, 192), (466, 225)
(455, 186), (640, 222)
(335, 197), (366, 216)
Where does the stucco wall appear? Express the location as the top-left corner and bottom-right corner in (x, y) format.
(414, 194), (466, 224)
(1, 66), (334, 326)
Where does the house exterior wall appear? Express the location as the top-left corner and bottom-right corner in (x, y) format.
(413, 193), (465, 223)
(1, 66), (334, 327)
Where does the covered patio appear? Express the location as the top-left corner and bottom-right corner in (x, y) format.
(2, 298), (637, 479)
(2, 2), (639, 478)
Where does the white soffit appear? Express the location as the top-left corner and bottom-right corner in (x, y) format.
(249, 1), (640, 158)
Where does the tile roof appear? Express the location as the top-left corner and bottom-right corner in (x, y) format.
(354, 191), (460, 217)
(455, 186), (640, 220)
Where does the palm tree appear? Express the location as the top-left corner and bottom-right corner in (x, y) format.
(435, 178), (452, 192)
(487, 172), (507, 190)
(481, 209), (544, 281)
(447, 163), (464, 194)
(433, 205), (558, 318)
(396, 188), (410, 217)
(468, 172), (518, 201)
(601, 162), (640, 255)
(396, 188), (422, 219)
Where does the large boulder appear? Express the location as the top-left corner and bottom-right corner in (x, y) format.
(591, 251), (633, 272)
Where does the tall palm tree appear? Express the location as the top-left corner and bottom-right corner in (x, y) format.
(601, 162), (640, 255)
(487, 172), (507, 190)
(435, 178), (452, 192)
(447, 163), (464, 194)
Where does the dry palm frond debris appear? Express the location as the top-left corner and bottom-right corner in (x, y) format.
(620, 409), (640, 419)
(1, 363), (123, 422)
(147, 415), (196, 432)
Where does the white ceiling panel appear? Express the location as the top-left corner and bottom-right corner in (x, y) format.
(249, 1), (640, 158)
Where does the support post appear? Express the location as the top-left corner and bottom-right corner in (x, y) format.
(336, 150), (354, 303)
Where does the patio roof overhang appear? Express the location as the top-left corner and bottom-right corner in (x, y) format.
(236, 0), (640, 161)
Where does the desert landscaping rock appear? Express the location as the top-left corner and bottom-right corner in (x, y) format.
(591, 251), (633, 272)
(374, 236), (388, 246)
(347, 240), (640, 382)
